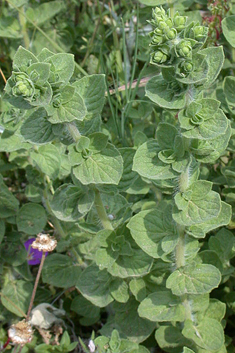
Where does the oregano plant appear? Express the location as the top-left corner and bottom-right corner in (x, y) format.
(1, 2), (235, 353)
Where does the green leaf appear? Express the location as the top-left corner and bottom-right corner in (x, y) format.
(50, 184), (94, 222)
(186, 201), (231, 238)
(204, 299), (226, 322)
(17, 203), (47, 235)
(173, 189), (221, 226)
(182, 318), (224, 351)
(45, 53), (75, 83)
(26, 1), (65, 26)
(73, 74), (106, 114)
(42, 254), (81, 288)
(26, 63), (51, 85)
(166, 264), (221, 295)
(30, 144), (61, 179)
(133, 140), (179, 180)
(146, 75), (186, 109)
(223, 76), (235, 109)
(48, 92), (87, 124)
(0, 240), (27, 266)
(13, 46), (38, 69)
(127, 207), (176, 259)
(73, 143), (123, 185)
(129, 279), (146, 302)
(110, 279), (129, 303)
(200, 47), (224, 88)
(155, 325), (191, 351)
(1, 279), (33, 317)
(0, 175), (19, 218)
(0, 129), (31, 152)
(181, 110), (228, 140)
(156, 123), (178, 150)
(114, 298), (155, 343)
(209, 228), (235, 262)
(76, 264), (114, 307)
(88, 132), (109, 152)
(21, 108), (55, 144)
(0, 17), (22, 39)
(118, 148), (139, 192)
(105, 248), (153, 278)
(71, 295), (100, 318)
(222, 16), (235, 48)
(138, 291), (185, 322)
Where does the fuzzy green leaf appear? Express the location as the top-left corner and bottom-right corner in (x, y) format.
(21, 108), (55, 144)
(222, 16), (235, 48)
(133, 140), (179, 180)
(127, 207), (176, 259)
(1, 280), (33, 317)
(73, 143), (123, 185)
(76, 264), (114, 307)
(17, 203), (47, 235)
(146, 75), (186, 109)
(42, 254), (81, 288)
(73, 74), (106, 114)
(138, 291), (185, 322)
(166, 264), (221, 295)
(30, 144), (61, 179)
(182, 318), (224, 351)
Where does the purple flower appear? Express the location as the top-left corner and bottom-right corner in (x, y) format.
(24, 238), (48, 265)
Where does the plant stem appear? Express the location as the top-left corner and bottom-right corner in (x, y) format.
(26, 252), (46, 320)
(0, 68), (7, 84)
(94, 189), (114, 230)
(66, 122), (81, 143)
(175, 228), (185, 268)
(18, 6), (30, 49)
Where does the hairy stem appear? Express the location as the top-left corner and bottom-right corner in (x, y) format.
(66, 122), (81, 143)
(94, 189), (114, 230)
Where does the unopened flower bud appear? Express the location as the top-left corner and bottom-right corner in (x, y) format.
(177, 40), (192, 58)
(153, 50), (168, 64)
(165, 28), (177, 40)
(174, 15), (187, 30)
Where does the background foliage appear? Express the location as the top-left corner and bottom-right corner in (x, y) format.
(1, 0), (235, 352)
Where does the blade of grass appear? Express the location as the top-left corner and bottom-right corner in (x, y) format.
(128, 6), (139, 99)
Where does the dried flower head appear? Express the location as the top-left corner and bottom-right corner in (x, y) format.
(32, 233), (57, 252)
(8, 320), (33, 346)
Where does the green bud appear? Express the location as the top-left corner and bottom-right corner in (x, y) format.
(165, 18), (173, 28)
(177, 40), (192, 58)
(158, 20), (168, 30)
(12, 73), (34, 98)
(165, 28), (177, 40)
(151, 35), (162, 45)
(152, 50), (168, 64)
(194, 25), (207, 40)
(154, 28), (163, 35)
(173, 15), (187, 30)
(190, 113), (204, 125)
(152, 6), (165, 19)
(52, 93), (62, 108)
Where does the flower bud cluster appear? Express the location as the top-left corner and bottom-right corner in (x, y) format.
(12, 73), (34, 98)
(149, 6), (208, 78)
